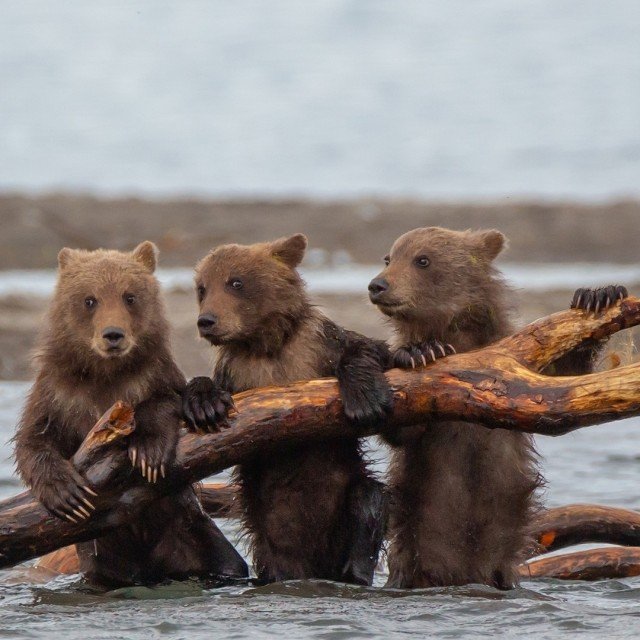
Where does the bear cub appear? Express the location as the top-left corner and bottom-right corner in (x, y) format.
(368, 226), (627, 589)
(14, 242), (247, 586)
(183, 234), (392, 585)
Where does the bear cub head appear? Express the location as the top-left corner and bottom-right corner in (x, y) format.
(194, 234), (309, 347)
(50, 241), (163, 364)
(368, 226), (507, 327)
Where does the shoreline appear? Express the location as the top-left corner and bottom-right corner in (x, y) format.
(2, 193), (640, 268)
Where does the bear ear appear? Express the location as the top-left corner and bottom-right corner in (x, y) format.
(131, 241), (159, 273)
(270, 234), (308, 268)
(475, 229), (507, 261)
(57, 247), (79, 271)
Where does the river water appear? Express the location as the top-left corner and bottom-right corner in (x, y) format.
(1, 1), (639, 199)
(1, 262), (640, 298)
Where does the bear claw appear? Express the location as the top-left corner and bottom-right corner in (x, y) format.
(37, 470), (98, 523)
(129, 447), (165, 483)
(182, 376), (235, 432)
(393, 340), (455, 369)
(571, 285), (628, 314)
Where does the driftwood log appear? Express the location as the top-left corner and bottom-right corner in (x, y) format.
(513, 504), (640, 582)
(519, 547), (640, 581)
(531, 504), (640, 553)
(3, 296), (640, 570)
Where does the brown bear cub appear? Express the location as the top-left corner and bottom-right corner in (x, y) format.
(14, 242), (247, 587)
(368, 226), (627, 589)
(182, 234), (392, 585)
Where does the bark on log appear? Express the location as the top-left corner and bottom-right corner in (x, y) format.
(2, 297), (640, 569)
(519, 547), (640, 581)
(531, 504), (640, 554)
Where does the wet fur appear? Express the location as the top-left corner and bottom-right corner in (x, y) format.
(188, 236), (390, 585)
(371, 229), (624, 588)
(371, 227), (542, 589)
(14, 245), (247, 587)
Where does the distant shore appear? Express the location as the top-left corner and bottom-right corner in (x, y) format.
(1, 192), (638, 380)
(2, 193), (640, 268)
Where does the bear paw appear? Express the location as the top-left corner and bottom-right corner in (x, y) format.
(392, 340), (456, 369)
(340, 369), (394, 427)
(35, 462), (97, 523)
(571, 285), (628, 314)
(182, 376), (235, 433)
(128, 398), (180, 483)
(128, 430), (176, 484)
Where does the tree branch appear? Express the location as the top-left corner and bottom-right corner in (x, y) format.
(530, 504), (640, 554)
(519, 547), (640, 581)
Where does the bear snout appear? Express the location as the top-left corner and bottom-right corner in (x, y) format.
(197, 313), (218, 337)
(368, 277), (389, 302)
(101, 326), (126, 349)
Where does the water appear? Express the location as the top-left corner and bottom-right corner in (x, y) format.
(2, 376), (640, 638)
(1, 1), (639, 199)
(1, 262), (640, 299)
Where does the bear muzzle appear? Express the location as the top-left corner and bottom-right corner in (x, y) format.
(95, 326), (132, 357)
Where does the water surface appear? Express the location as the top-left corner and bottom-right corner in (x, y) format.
(1, 262), (640, 298)
(1, 1), (639, 199)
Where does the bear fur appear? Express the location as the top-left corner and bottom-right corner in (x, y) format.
(183, 234), (391, 585)
(14, 242), (247, 587)
(368, 226), (627, 589)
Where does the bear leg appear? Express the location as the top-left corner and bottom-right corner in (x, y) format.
(340, 477), (388, 586)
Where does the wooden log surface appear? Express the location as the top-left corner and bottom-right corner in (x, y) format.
(2, 297), (640, 569)
(519, 547), (640, 581)
(531, 504), (640, 554)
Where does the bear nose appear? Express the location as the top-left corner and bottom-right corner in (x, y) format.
(368, 278), (389, 299)
(197, 314), (218, 335)
(102, 326), (125, 347)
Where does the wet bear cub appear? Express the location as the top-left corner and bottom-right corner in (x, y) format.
(368, 226), (627, 589)
(183, 234), (391, 585)
(14, 242), (247, 586)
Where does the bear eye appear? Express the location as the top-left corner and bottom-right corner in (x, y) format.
(197, 285), (206, 302)
(84, 296), (97, 309)
(124, 293), (136, 306)
(228, 278), (243, 291)
(383, 255), (390, 266)
(415, 255), (430, 268)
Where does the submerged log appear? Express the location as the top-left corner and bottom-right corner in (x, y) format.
(2, 297), (640, 569)
(519, 547), (640, 581)
(531, 504), (640, 554)
(35, 545), (79, 575)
